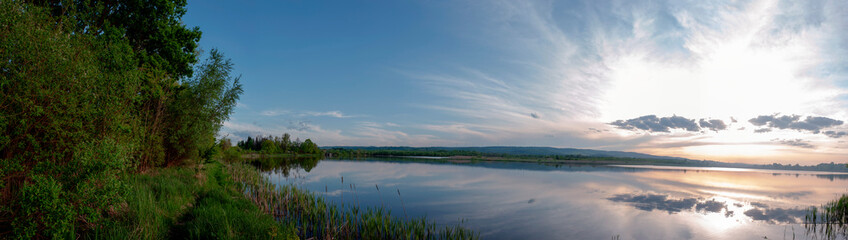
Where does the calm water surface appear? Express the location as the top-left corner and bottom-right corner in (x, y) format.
(262, 159), (848, 239)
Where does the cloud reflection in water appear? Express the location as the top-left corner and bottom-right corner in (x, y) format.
(608, 193), (808, 224)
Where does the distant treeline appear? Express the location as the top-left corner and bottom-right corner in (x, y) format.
(325, 147), (848, 172)
(324, 148), (484, 158)
(698, 161), (848, 173)
(323, 147), (691, 165)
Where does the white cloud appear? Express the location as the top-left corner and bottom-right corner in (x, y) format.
(302, 111), (351, 118)
(257, 109), (354, 118)
(260, 109), (289, 117)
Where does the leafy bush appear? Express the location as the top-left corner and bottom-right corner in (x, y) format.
(222, 147), (243, 163)
(9, 138), (130, 239)
(15, 175), (75, 239)
(0, 2), (137, 237)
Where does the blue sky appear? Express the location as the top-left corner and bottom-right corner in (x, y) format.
(184, 0), (848, 164)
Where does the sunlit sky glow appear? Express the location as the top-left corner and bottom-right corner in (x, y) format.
(184, 0), (848, 164)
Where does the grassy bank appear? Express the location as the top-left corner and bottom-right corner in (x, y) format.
(86, 161), (296, 239)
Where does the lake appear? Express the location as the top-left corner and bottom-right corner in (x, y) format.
(261, 158), (848, 239)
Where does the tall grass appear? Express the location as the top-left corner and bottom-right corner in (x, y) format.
(87, 166), (201, 239)
(86, 162), (297, 239)
(805, 194), (848, 239)
(226, 163), (478, 240)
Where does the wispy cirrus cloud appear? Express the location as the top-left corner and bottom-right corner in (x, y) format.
(259, 109), (354, 118)
(773, 139), (815, 149)
(301, 111), (351, 118)
(260, 109), (289, 117)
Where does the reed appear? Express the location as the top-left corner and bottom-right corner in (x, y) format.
(225, 163), (478, 240)
(805, 194), (848, 239)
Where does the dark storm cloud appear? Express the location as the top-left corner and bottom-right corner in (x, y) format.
(749, 114), (844, 135)
(743, 208), (807, 224)
(698, 119), (727, 132)
(610, 115), (702, 133)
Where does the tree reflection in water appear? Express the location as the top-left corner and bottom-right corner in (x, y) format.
(249, 156), (321, 178)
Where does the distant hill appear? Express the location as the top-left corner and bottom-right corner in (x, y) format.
(325, 146), (689, 160)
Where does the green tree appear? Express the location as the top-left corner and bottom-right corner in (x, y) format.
(27, 0), (202, 78)
(281, 133), (291, 153)
(299, 139), (321, 155)
(261, 139), (278, 153)
(164, 49), (243, 163)
(246, 136), (255, 151)
(24, 0), (206, 169)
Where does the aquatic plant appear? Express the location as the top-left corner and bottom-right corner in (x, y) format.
(805, 194), (848, 239)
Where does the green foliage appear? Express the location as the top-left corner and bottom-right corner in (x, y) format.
(29, 0), (202, 79)
(9, 138), (131, 239)
(104, 166), (201, 239)
(0, 1), (140, 237)
(222, 147), (243, 163)
(261, 140), (279, 154)
(201, 144), (220, 163)
(236, 134), (321, 155)
(0, 1), (242, 238)
(15, 175), (75, 239)
(299, 139), (321, 155)
(0, 0), (138, 168)
(178, 187), (297, 239)
(806, 194), (848, 239)
(166, 49), (243, 162)
(281, 133), (291, 153)
(68, 139), (131, 229)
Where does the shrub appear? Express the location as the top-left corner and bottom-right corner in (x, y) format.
(222, 147), (243, 163)
(14, 175), (75, 239)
